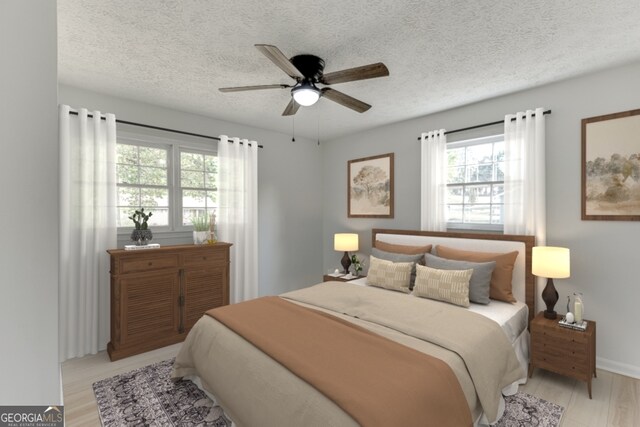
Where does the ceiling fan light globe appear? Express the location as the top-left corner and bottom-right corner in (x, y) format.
(291, 85), (320, 106)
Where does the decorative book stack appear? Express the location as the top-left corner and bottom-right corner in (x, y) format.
(124, 243), (161, 251)
(559, 317), (588, 331)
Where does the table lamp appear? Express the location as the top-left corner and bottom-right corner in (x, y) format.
(334, 233), (359, 274)
(532, 246), (570, 319)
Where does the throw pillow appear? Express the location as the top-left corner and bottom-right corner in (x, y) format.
(413, 264), (473, 308)
(366, 255), (413, 293)
(424, 253), (495, 304)
(434, 245), (519, 303)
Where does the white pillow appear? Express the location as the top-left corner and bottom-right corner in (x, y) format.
(366, 255), (413, 293)
(413, 264), (473, 307)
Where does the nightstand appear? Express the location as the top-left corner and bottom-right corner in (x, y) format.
(529, 311), (596, 398)
(323, 275), (366, 282)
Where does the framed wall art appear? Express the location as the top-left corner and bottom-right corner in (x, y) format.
(348, 152), (394, 218)
(582, 108), (640, 220)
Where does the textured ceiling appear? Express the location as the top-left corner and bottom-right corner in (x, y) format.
(58, 0), (640, 141)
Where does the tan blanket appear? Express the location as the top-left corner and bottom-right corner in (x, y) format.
(207, 296), (473, 427)
(281, 282), (524, 422)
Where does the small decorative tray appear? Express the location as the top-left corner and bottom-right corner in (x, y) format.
(558, 318), (588, 331)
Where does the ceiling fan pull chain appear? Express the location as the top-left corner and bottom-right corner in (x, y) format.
(317, 110), (320, 146)
(291, 116), (296, 142)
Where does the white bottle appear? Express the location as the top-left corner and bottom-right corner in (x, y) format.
(574, 293), (583, 323)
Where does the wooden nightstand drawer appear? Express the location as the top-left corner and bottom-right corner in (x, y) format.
(531, 338), (588, 362)
(531, 347), (588, 370)
(532, 324), (589, 344)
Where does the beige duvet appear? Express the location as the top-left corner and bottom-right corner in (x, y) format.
(172, 282), (524, 426)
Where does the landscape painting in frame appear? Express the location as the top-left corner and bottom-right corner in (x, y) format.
(582, 108), (640, 220)
(348, 153), (394, 218)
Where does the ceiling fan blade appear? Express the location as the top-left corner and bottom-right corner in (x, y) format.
(321, 88), (371, 113)
(255, 44), (304, 80)
(321, 62), (389, 85)
(219, 84), (290, 93)
(282, 99), (300, 116)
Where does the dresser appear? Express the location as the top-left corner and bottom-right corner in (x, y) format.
(107, 243), (231, 361)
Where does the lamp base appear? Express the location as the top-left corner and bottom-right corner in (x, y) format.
(340, 251), (352, 274)
(542, 278), (559, 320)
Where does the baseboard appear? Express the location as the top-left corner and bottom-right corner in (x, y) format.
(597, 357), (640, 379)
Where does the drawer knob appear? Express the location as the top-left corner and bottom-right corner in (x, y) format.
(202, 256), (207, 260)
(148, 262), (153, 266)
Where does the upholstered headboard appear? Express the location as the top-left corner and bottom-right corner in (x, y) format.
(372, 229), (536, 324)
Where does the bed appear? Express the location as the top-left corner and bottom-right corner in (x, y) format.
(172, 229), (536, 426)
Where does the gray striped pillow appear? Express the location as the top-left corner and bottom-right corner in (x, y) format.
(366, 255), (413, 293)
(413, 264), (473, 307)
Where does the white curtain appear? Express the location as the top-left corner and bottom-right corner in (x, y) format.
(217, 135), (259, 303)
(503, 107), (546, 245)
(59, 105), (117, 361)
(420, 130), (447, 231)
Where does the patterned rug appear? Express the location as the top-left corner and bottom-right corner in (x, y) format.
(496, 392), (564, 427)
(93, 358), (231, 426)
(94, 359), (563, 427)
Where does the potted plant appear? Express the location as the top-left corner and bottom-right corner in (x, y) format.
(129, 208), (153, 245)
(191, 214), (210, 245)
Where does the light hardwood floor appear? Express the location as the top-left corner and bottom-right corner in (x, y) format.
(62, 344), (640, 427)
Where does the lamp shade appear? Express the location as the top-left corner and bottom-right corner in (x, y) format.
(334, 233), (359, 252)
(532, 246), (570, 279)
(291, 82), (320, 106)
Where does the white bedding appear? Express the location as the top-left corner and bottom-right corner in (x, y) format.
(349, 277), (526, 341)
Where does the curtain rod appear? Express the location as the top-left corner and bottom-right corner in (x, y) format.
(68, 110), (264, 148)
(416, 109), (552, 141)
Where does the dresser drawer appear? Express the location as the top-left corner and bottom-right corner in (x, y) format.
(183, 249), (228, 268)
(120, 254), (179, 274)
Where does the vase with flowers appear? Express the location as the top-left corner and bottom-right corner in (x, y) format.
(350, 254), (365, 277)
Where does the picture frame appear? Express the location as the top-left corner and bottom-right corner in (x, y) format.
(582, 108), (640, 221)
(348, 152), (394, 218)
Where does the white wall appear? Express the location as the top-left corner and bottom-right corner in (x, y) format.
(59, 85), (324, 298)
(322, 60), (640, 378)
(0, 1), (61, 404)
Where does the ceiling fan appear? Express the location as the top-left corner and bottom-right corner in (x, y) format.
(219, 44), (389, 116)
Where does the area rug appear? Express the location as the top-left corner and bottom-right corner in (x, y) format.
(94, 358), (563, 427)
(495, 392), (564, 427)
(93, 358), (231, 426)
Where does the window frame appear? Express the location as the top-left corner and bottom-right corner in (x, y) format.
(116, 130), (217, 236)
(445, 134), (504, 232)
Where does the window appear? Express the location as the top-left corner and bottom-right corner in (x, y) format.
(180, 150), (218, 225)
(116, 143), (170, 227)
(446, 135), (504, 230)
(116, 132), (217, 232)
